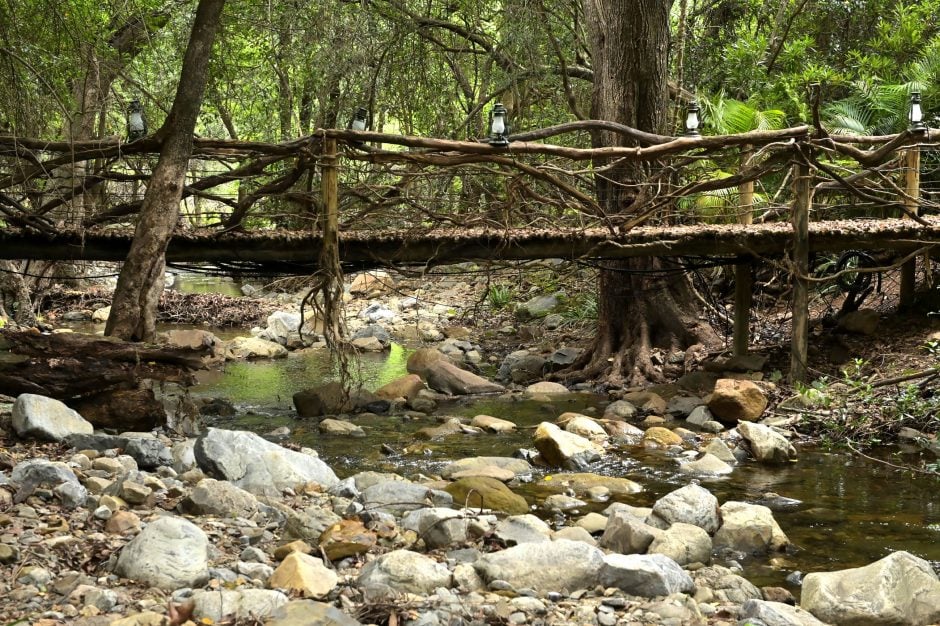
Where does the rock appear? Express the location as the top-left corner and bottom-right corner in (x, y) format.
(172, 439), (197, 473)
(650, 483), (721, 533)
(507, 354), (548, 384)
(262, 311), (309, 348)
(493, 514), (553, 545)
(475, 539), (604, 592)
(516, 293), (563, 320)
(424, 359), (505, 395)
(110, 612), (165, 626)
(686, 405), (714, 426)
(293, 382), (385, 417)
(0, 544), (19, 564)
(445, 476), (528, 515)
(123, 437), (172, 470)
(269, 553), (338, 598)
(374, 374), (426, 402)
(12, 394), (93, 441)
(693, 565), (762, 603)
(283, 505), (342, 542)
(319, 418), (366, 437)
(406, 347), (451, 377)
(71, 388), (167, 431)
(414, 418), (464, 440)
(159, 329), (224, 362)
(546, 346), (580, 371)
(643, 426), (684, 447)
(679, 453), (734, 476)
(106, 510), (141, 534)
(526, 381), (569, 394)
(533, 422), (603, 468)
(318, 519), (376, 560)
(543, 493), (586, 511)
(540, 472), (642, 497)
(740, 599), (828, 626)
(195, 428), (338, 496)
(361, 480), (453, 517)
(703, 437), (737, 463)
(648, 522), (712, 565)
(738, 421), (797, 463)
(350, 324), (391, 350)
(599, 553), (694, 597)
(224, 336), (289, 360)
(666, 395), (703, 417)
(562, 414), (608, 440)
(357, 549), (452, 596)
(471, 414), (517, 433)
(274, 540), (313, 561)
(837, 308), (879, 335)
(350, 270), (392, 295)
(599, 509), (661, 554)
(623, 390), (667, 414)
(114, 516), (209, 590)
(440, 457), (533, 480)
(91, 305), (110, 322)
(402, 508), (471, 550)
(601, 419), (645, 443)
(450, 466), (515, 482)
(707, 379), (768, 423)
(180, 478), (259, 518)
(11, 459), (86, 508)
(801, 551), (940, 626)
(552, 526), (596, 546)
(604, 400), (638, 420)
(191, 589), (289, 622)
(267, 600), (363, 626)
(714, 501), (789, 555)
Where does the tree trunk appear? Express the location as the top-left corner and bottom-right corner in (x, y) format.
(106, 0), (226, 342)
(0, 260), (35, 326)
(571, 0), (717, 385)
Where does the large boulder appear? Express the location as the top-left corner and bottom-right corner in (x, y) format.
(515, 293), (563, 320)
(740, 600), (828, 626)
(195, 428), (338, 496)
(714, 501), (789, 555)
(349, 270), (393, 295)
(738, 421), (797, 463)
(374, 374), (426, 402)
(475, 539), (604, 592)
(648, 522), (712, 565)
(159, 329), (224, 363)
(693, 565), (762, 604)
(70, 389), (166, 431)
(444, 476), (528, 515)
(191, 589), (288, 623)
(12, 394), (93, 441)
(600, 553), (694, 597)
(11, 459), (87, 508)
(801, 551), (940, 625)
(360, 480), (453, 517)
(293, 382), (386, 417)
(440, 457), (533, 481)
(224, 336), (288, 360)
(707, 379), (768, 423)
(179, 478), (259, 518)
(269, 553), (338, 598)
(357, 550), (452, 596)
(599, 509), (662, 554)
(114, 516), (209, 590)
(649, 483), (721, 533)
(533, 422), (604, 469)
(406, 347), (450, 377)
(424, 360), (505, 395)
(260, 311), (311, 348)
(540, 472), (642, 497)
(401, 508), (472, 550)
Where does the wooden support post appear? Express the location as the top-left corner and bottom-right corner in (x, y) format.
(791, 160), (811, 383)
(733, 147), (754, 356)
(899, 144), (921, 307)
(321, 138), (339, 242)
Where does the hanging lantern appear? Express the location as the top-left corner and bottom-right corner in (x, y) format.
(350, 107), (368, 131)
(126, 99), (147, 141)
(909, 92), (926, 132)
(684, 100), (701, 137)
(488, 102), (510, 147)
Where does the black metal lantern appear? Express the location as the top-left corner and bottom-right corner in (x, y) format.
(684, 100), (701, 137)
(126, 99), (147, 141)
(488, 102), (510, 147)
(350, 107), (368, 132)
(909, 92), (926, 132)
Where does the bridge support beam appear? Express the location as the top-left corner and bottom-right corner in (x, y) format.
(790, 161), (812, 383)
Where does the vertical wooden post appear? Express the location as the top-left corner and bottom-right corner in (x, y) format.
(791, 159), (811, 383)
(899, 144), (921, 307)
(733, 147), (754, 356)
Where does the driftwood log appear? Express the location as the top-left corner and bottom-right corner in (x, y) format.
(0, 330), (210, 430)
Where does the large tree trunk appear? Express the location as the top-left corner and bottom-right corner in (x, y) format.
(571, 0), (717, 385)
(106, 0), (226, 342)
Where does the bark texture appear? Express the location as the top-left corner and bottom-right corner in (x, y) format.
(106, 0), (226, 342)
(574, 0), (717, 384)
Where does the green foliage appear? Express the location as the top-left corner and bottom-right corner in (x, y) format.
(561, 293), (598, 322)
(486, 283), (515, 310)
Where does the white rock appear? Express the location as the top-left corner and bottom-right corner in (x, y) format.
(12, 394), (93, 442)
(114, 516), (209, 590)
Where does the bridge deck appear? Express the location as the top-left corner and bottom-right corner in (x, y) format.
(2, 218), (937, 270)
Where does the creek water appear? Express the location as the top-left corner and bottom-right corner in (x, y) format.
(193, 343), (940, 594)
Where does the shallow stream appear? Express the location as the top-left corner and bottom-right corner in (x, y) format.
(193, 343), (940, 593)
